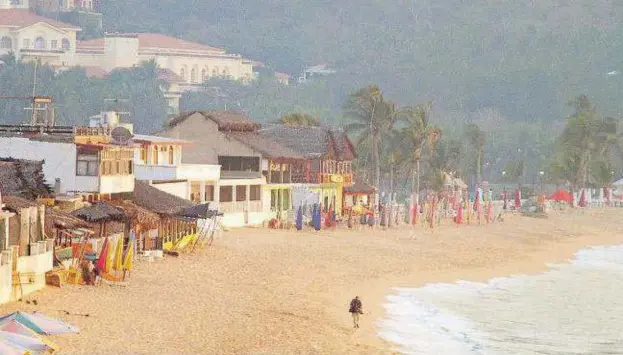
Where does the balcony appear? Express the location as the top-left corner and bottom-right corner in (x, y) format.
(20, 48), (65, 57)
(176, 164), (220, 181)
(135, 164), (178, 181)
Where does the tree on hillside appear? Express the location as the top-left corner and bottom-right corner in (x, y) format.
(465, 123), (486, 184)
(278, 113), (320, 126)
(344, 85), (397, 198)
(399, 102), (440, 200)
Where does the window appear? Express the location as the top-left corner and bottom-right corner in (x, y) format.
(250, 185), (261, 201)
(219, 186), (233, 202)
(0, 37), (11, 49)
(61, 38), (70, 51)
(223, 66), (229, 76)
(190, 67), (197, 83)
(168, 145), (174, 165)
(140, 147), (147, 163)
(236, 185), (247, 202)
(34, 37), (45, 50)
(50, 40), (57, 49)
(205, 185), (215, 201)
(180, 67), (186, 81)
(77, 153), (99, 176)
(22, 38), (30, 49)
(270, 189), (279, 211)
(201, 68), (208, 82)
(217, 156), (260, 172)
(152, 146), (159, 165)
(128, 160), (133, 174)
(212, 67), (218, 76)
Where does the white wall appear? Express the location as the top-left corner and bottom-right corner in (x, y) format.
(134, 165), (178, 181)
(151, 181), (189, 200)
(177, 164), (221, 181)
(0, 137), (77, 193)
(100, 175), (134, 194)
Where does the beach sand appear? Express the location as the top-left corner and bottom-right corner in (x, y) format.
(2, 208), (623, 354)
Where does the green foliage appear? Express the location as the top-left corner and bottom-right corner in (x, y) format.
(0, 60), (168, 133)
(278, 113), (320, 126)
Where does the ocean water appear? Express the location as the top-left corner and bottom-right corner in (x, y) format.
(378, 245), (623, 355)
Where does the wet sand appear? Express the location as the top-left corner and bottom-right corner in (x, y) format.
(2, 208), (623, 354)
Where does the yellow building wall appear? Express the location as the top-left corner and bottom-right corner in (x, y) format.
(310, 183), (344, 216)
(0, 23), (78, 66)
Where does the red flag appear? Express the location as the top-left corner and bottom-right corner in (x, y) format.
(456, 204), (463, 226)
(412, 201), (418, 225)
(515, 189), (521, 208)
(325, 203), (333, 228)
(95, 237), (109, 273)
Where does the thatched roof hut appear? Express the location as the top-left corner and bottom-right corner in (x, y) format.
(132, 180), (194, 216)
(110, 200), (160, 229)
(71, 201), (127, 223)
(45, 207), (90, 233)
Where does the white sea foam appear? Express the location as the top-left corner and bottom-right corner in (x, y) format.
(379, 245), (623, 354)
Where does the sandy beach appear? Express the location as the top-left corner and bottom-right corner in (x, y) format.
(2, 208), (623, 354)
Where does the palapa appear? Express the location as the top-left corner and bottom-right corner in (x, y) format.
(132, 180), (194, 216)
(71, 202), (127, 223)
(109, 200), (160, 229)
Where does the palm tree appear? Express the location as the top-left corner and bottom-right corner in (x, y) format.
(278, 113), (320, 126)
(400, 102), (440, 202)
(344, 85), (397, 197)
(465, 123), (486, 184)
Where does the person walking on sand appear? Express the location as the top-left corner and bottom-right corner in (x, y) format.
(349, 296), (364, 328)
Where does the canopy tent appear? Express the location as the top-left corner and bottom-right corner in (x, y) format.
(549, 189), (573, 204)
(0, 312), (79, 335)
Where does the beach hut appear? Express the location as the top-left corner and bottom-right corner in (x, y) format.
(109, 201), (160, 254)
(71, 202), (127, 239)
(343, 182), (376, 215)
(131, 181), (197, 251)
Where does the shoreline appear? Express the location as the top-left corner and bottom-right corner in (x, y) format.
(1, 208), (623, 354)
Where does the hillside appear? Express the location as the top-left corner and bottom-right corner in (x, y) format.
(101, 0), (623, 123)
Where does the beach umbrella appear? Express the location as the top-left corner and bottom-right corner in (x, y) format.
(295, 206), (303, 231)
(312, 204), (321, 231)
(0, 319), (59, 353)
(579, 189), (587, 207)
(549, 189), (573, 205)
(112, 236), (123, 272)
(515, 188), (522, 208)
(0, 312), (79, 335)
(0, 341), (23, 355)
(347, 208), (353, 229)
(456, 204), (463, 226)
(503, 190), (508, 210)
(95, 237), (109, 274)
(0, 330), (49, 353)
(325, 203), (333, 228)
(123, 238), (134, 272)
(486, 202), (492, 223)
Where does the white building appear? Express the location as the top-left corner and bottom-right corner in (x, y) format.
(0, 124), (135, 200)
(0, 6), (80, 66)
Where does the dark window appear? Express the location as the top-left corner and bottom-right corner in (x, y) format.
(76, 153), (99, 176)
(0, 36), (11, 49)
(205, 185), (215, 201)
(250, 185), (261, 201)
(220, 186), (233, 202)
(218, 156), (260, 172)
(236, 185), (246, 201)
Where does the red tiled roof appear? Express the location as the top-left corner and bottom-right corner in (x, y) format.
(77, 33), (225, 53)
(0, 9), (80, 30)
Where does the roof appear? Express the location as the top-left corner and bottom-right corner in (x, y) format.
(132, 180), (194, 215)
(45, 207), (90, 233)
(72, 201), (127, 223)
(0, 9), (81, 30)
(132, 134), (192, 145)
(109, 200), (160, 229)
(77, 33), (225, 53)
(0, 159), (52, 199)
(226, 131), (305, 160)
(168, 111), (261, 132)
(3, 195), (38, 211)
(258, 125), (356, 160)
(344, 182), (376, 195)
